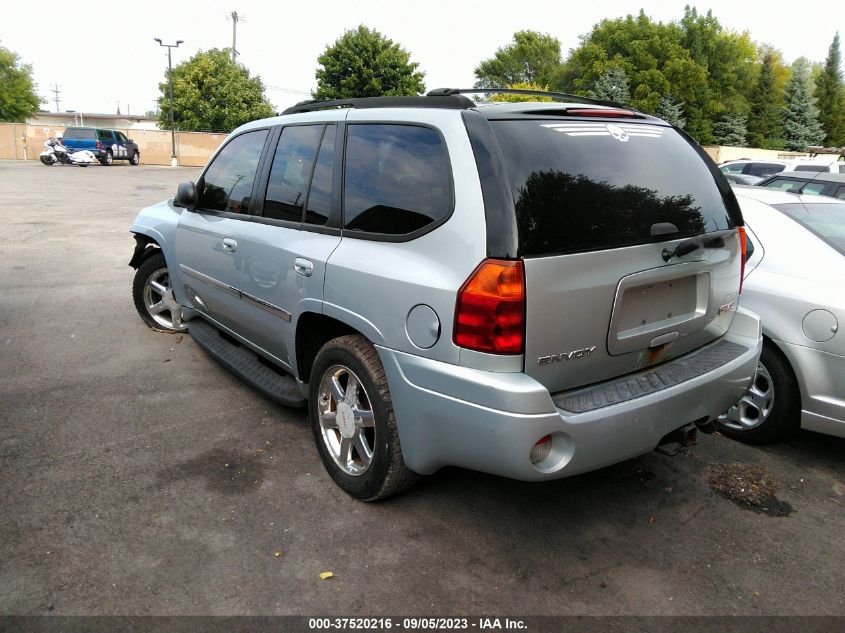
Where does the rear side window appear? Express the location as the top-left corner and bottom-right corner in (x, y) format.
(720, 163), (745, 174)
(745, 163), (785, 177)
(793, 165), (826, 172)
(343, 124), (452, 236)
(264, 125), (324, 222)
(63, 128), (95, 139)
(801, 182), (826, 196)
(97, 130), (114, 141)
(305, 125), (336, 226)
(491, 120), (737, 257)
(198, 129), (268, 214)
(762, 178), (804, 192)
(774, 202), (845, 254)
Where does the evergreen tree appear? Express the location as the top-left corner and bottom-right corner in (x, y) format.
(747, 50), (784, 148)
(591, 65), (630, 103)
(314, 26), (425, 100)
(814, 32), (845, 146)
(783, 58), (825, 151)
(712, 112), (748, 146)
(655, 94), (686, 128)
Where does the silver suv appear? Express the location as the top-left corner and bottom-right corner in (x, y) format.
(129, 89), (762, 500)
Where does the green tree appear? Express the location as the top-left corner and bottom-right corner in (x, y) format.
(314, 26), (425, 100)
(783, 58), (825, 151)
(814, 32), (845, 146)
(712, 112), (748, 146)
(747, 50), (784, 149)
(157, 48), (273, 132)
(488, 82), (553, 102)
(0, 46), (42, 122)
(655, 94), (686, 128)
(591, 65), (630, 103)
(474, 31), (561, 88)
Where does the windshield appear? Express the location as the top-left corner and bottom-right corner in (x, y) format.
(63, 128), (96, 139)
(774, 202), (845, 255)
(491, 119), (738, 257)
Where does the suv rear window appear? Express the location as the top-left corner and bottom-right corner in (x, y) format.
(491, 120), (738, 257)
(63, 128), (96, 139)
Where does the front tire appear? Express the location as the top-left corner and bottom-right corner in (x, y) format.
(40, 155), (55, 166)
(132, 251), (187, 332)
(100, 150), (113, 166)
(309, 335), (418, 501)
(717, 342), (800, 444)
(130, 151), (140, 166)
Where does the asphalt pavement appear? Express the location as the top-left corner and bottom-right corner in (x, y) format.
(1, 160), (843, 617)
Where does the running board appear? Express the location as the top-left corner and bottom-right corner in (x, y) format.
(188, 318), (307, 408)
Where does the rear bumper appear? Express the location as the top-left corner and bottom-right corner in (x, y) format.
(378, 307), (762, 480)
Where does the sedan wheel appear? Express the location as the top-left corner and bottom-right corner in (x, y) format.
(718, 362), (774, 431)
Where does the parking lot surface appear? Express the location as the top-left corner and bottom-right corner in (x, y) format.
(1, 160), (843, 616)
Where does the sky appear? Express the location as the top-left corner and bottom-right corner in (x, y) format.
(3, 0), (843, 116)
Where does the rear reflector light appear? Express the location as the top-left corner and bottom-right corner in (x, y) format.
(530, 435), (552, 465)
(738, 227), (747, 294)
(565, 107), (638, 118)
(453, 259), (525, 354)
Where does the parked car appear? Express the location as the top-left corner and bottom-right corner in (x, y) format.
(723, 173), (763, 186)
(756, 172), (845, 199)
(62, 127), (140, 166)
(128, 90), (762, 500)
(719, 159), (790, 179)
(720, 185), (845, 442)
(787, 155), (845, 174)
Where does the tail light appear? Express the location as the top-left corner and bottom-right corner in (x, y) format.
(737, 227), (747, 293)
(96, 140), (104, 149)
(454, 259), (525, 354)
(564, 107), (638, 118)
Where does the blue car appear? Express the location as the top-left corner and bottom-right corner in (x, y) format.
(62, 127), (140, 166)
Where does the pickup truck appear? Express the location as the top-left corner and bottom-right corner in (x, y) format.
(62, 127), (140, 166)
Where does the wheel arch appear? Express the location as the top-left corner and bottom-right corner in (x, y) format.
(762, 334), (804, 410)
(129, 232), (163, 269)
(295, 312), (367, 384)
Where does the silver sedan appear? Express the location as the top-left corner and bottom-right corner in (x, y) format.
(719, 186), (845, 442)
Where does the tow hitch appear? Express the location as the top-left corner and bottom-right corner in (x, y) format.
(656, 424), (698, 456)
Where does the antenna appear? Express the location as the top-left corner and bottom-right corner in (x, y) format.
(226, 11), (245, 61)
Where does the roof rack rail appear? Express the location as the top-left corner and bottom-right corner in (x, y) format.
(281, 94), (475, 115)
(426, 87), (625, 108)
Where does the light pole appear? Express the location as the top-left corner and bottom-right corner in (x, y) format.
(154, 38), (183, 166)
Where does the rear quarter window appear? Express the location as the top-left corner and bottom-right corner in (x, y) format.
(342, 124), (452, 237)
(63, 128), (96, 140)
(491, 119), (737, 257)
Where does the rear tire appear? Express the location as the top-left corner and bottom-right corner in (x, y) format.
(717, 342), (800, 444)
(309, 335), (418, 501)
(100, 150), (113, 166)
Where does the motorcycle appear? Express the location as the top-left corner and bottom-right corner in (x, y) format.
(39, 138), (97, 167)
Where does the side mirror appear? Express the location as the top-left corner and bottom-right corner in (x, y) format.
(127, 138), (134, 143)
(174, 181), (198, 209)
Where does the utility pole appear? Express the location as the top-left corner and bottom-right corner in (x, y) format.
(50, 83), (61, 112)
(154, 38), (183, 167)
(228, 11), (244, 61)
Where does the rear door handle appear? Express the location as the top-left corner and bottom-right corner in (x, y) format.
(294, 257), (313, 277)
(222, 238), (238, 253)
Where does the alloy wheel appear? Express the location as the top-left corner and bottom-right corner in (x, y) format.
(317, 365), (376, 476)
(142, 267), (185, 331)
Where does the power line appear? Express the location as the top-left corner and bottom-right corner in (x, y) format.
(265, 85), (311, 96)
